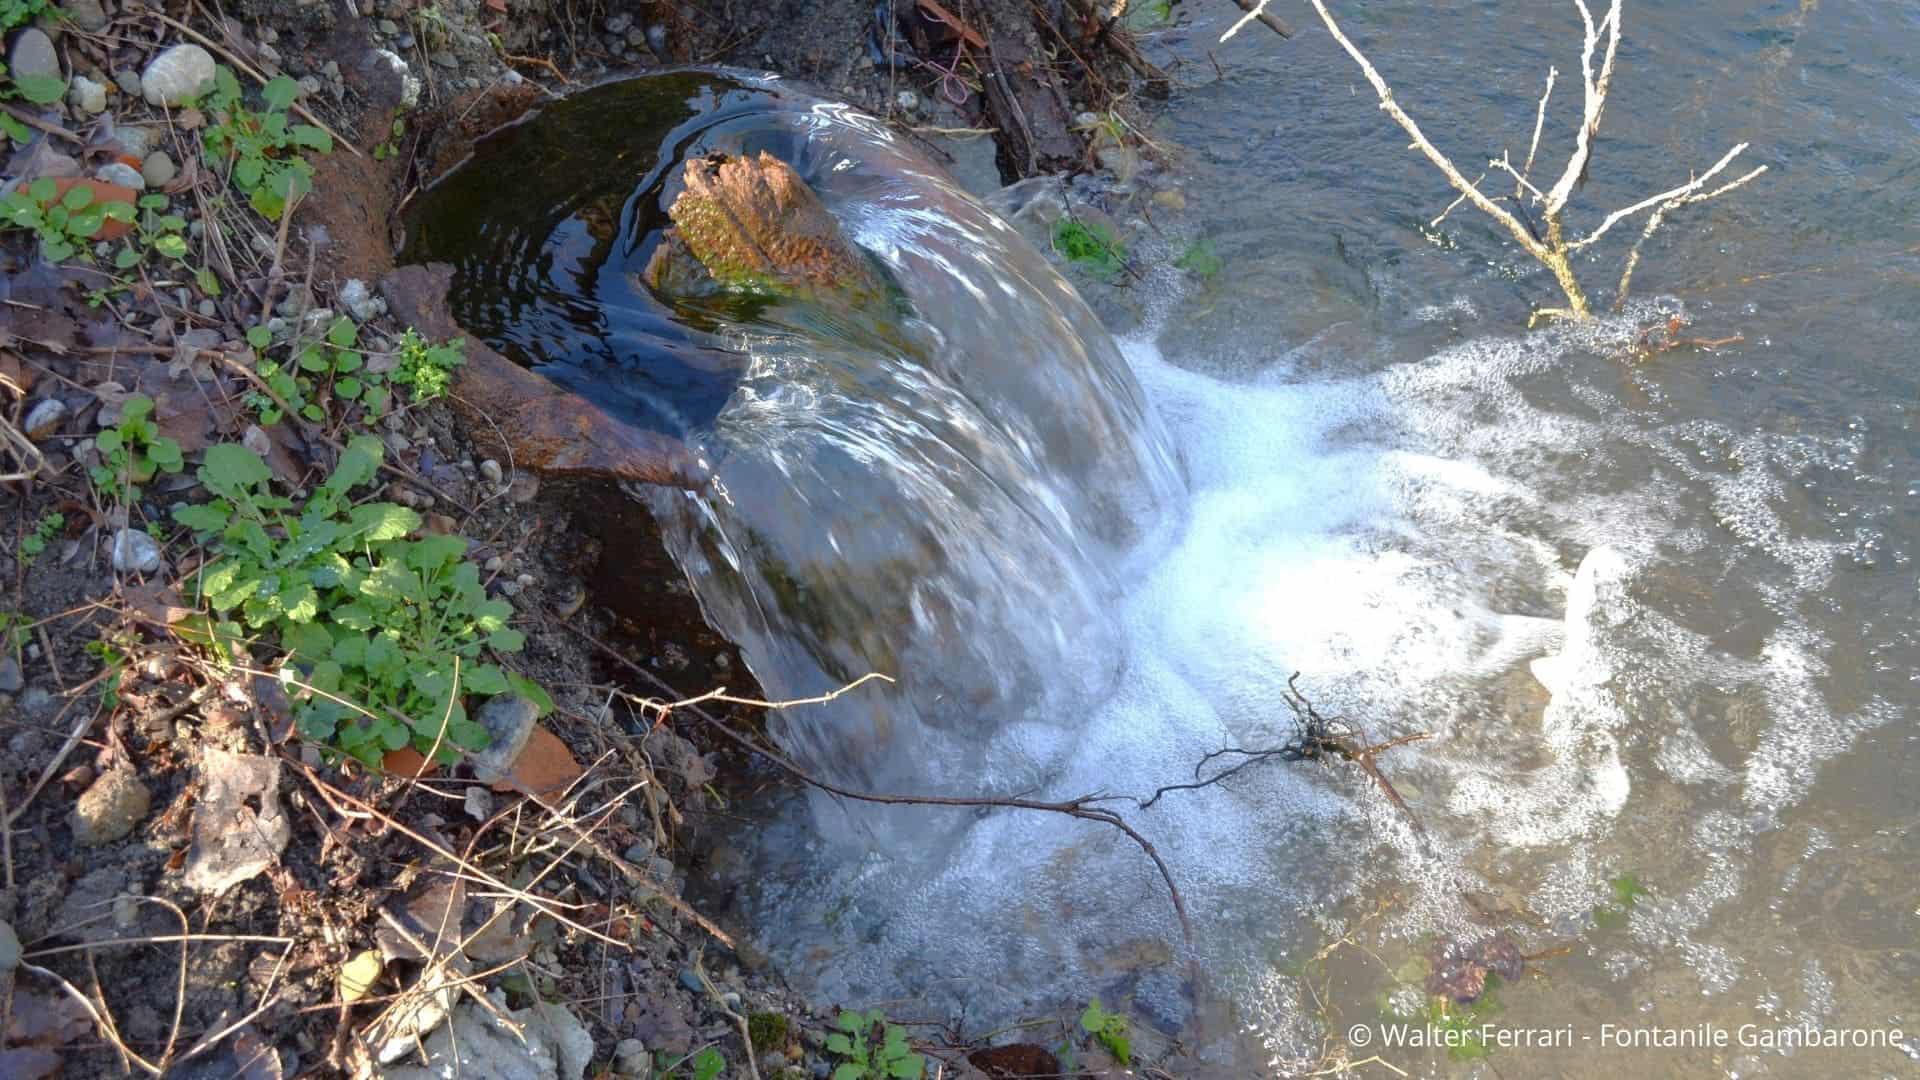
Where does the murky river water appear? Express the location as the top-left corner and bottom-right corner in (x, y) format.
(409, 3), (1919, 1073)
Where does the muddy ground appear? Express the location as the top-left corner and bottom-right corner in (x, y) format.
(0, 0), (1208, 1075)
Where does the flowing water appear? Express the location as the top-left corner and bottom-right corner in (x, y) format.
(407, 2), (1919, 1072)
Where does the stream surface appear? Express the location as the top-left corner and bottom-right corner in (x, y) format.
(408, 2), (1919, 1072)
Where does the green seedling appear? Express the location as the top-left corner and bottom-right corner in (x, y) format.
(19, 511), (63, 568)
(109, 193), (192, 270)
(826, 1009), (926, 1079)
(1174, 237), (1222, 279)
(373, 113), (407, 161)
(1079, 998), (1132, 1066)
(1052, 217), (1129, 282)
(654, 1047), (725, 1080)
(173, 436), (548, 766)
(391, 327), (465, 403)
(200, 68), (333, 220)
(1594, 872), (1649, 929)
(2, 177), (137, 263)
(90, 394), (184, 499)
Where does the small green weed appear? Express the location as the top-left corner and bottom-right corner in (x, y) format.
(0, 0), (48, 31)
(1594, 872), (1649, 929)
(1124, 0), (1173, 30)
(654, 1047), (725, 1080)
(1173, 237), (1222, 279)
(373, 114), (407, 161)
(85, 636), (127, 711)
(110, 193), (192, 270)
(827, 1009), (926, 1080)
(200, 68), (333, 220)
(20, 511), (63, 568)
(1422, 979), (1502, 1061)
(392, 328), (466, 403)
(90, 394), (184, 500)
(0, 611), (32, 654)
(1078, 998), (1131, 1066)
(2, 177), (138, 263)
(1052, 218), (1128, 282)
(245, 315), (391, 425)
(173, 436), (545, 765)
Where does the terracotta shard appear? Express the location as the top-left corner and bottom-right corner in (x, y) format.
(492, 724), (584, 802)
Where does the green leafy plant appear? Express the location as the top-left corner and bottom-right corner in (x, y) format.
(654, 1047), (725, 1080)
(173, 436), (543, 765)
(0, 611), (32, 655)
(0, 0), (48, 31)
(1052, 217), (1128, 282)
(391, 328), (466, 403)
(1078, 999), (1131, 1066)
(1123, 0), (1173, 30)
(826, 1009), (925, 1080)
(2, 178), (138, 263)
(1173, 237), (1222, 279)
(1594, 872), (1649, 930)
(90, 394), (184, 499)
(373, 113), (407, 161)
(1421, 980), (1501, 1061)
(85, 636), (127, 712)
(110, 193), (192, 270)
(200, 68), (333, 220)
(19, 511), (64, 568)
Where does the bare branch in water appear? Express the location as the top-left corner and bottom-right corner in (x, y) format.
(1300, 0), (1766, 321)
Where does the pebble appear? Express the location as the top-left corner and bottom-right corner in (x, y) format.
(96, 161), (145, 190)
(339, 278), (386, 322)
(613, 1038), (650, 1078)
(0, 920), (17, 972)
(198, 299), (217, 318)
(0, 655), (20, 693)
(498, 579), (521, 597)
(113, 68), (143, 97)
(63, 0), (109, 31)
(478, 458), (503, 485)
(606, 12), (632, 32)
(111, 528), (163, 574)
(258, 43), (282, 67)
(142, 150), (177, 188)
(483, 556), (504, 573)
(68, 75), (109, 115)
(430, 50), (458, 69)
(23, 397), (68, 440)
(112, 124), (155, 160)
(895, 89), (920, 112)
(8, 29), (62, 89)
(372, 48), (420, 109)
(467, 694), (540, 783)
(143, 44), (217, 106)
(70, 768), (151, 846)
(677, 969), (704, 994)
(298, 74), (323, 97)
(377, 18), (399, 33)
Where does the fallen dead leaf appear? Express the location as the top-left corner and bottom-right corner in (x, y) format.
(182, 748), (291, 894)
(339, 950), (383, 1003)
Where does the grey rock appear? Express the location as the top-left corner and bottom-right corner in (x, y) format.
(0, 655), (21, 694)
(478, 458), (503, 485)
(68, 74), (108, 115)
(63, 0), (109, 31)
(183, 749), (290, 894)
(23, 397), (68, 440)
(137, 149), (175, 188)
(613, 1038), (650, 1079)
(467, 694), (539, 783)
(605, 12), (632, 32)
(429, 49), (458, 69)
(377, 18), (399, 33)
(70, 767), (151, 846)
(111, 123), (155, 160)
(677, 969), (703, 994)
(7, 29), (61, 88)
(0, 920), (18, 972)
(372, 48), (420, 109)
(339, 277), (386, 322)
(142, 44), (217, 106)
(110, 528), (163, 574)
(297, 74), (322, 97)
(257, 42), (282, 67)
(382, 992), (594, 1080)
(198, 299), (216, 317)
(95, 161), (145, 190)
(113, 68), (143, 96)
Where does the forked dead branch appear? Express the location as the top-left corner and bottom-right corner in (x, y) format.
(1301, 0), (1767, 323)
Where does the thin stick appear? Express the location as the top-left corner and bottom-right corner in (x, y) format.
(1222, 0), (1291, 39)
